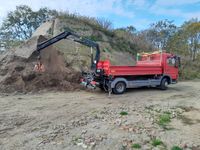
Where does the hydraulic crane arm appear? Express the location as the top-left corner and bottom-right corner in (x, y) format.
(37, 31), (100, 70)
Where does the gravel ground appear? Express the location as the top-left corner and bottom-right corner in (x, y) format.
(0, 81), (200, 150)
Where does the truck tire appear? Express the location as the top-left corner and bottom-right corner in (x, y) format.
(160, 78), (168, 90)
(113, 81), (126, 94)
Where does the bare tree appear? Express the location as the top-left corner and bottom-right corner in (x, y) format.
(96, 18), (113, 30)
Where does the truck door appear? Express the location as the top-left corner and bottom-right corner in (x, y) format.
(164, 56), (179, 80)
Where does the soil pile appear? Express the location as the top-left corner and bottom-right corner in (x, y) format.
(0, 35), (81, 93)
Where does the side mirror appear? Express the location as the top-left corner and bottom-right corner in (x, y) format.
(178, 57), (181, 68)
(175, 56), (181, 68)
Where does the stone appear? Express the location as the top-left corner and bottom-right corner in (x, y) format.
(82, 130), (87, 134)
(82, 143), (88, 149)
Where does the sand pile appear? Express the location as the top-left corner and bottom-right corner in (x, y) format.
(0, 35), (81, 93)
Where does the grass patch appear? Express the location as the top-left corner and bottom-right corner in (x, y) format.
(171, 146), (183, 150)
(158, 113), (171, 126)
(131, 143), (141, 149)
(120, 111), (128, 116)
(152, 139), (163, 147)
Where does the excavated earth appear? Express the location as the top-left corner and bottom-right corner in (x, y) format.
(0, 35), (81, 93)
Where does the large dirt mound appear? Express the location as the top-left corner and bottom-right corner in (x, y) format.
(0, 17), (137, 93)
(0, 35), (81, 93)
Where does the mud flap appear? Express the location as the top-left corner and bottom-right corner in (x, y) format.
(108, 76), (112, 97)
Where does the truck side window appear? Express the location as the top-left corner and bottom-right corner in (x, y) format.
(167, 57), (176, 66)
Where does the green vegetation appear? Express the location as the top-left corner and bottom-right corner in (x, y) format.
(131, 143), (141, 149)
(152, 139), (163, 146)
(171, 146), (183, 150)
(179, 61), (200, 80)
(158, 113), (171, 127)
(58, 12), (114, 37)
(120, 111), (128, 116)
(86, 34), (103, 42)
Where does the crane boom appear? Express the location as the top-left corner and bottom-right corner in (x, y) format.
(36, 31), (100, 70)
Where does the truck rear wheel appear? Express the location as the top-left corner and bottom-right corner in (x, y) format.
(113, 81), (126, 94)
(160, 78), (168, 90)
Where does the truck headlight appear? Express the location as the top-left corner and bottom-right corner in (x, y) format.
(96, 69), (101, 73)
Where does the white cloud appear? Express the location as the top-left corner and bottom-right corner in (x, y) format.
(154, 0), (200, 7)
(125, 0), (150, 9)
(184, 11), (200, 19)
(0, 0), (135, 21)
(150, 0), (200, 19)
(133, 0), (146, 7)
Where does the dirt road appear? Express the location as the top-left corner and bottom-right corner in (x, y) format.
(0, 81), (200, 150)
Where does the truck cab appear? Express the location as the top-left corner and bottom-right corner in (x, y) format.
(136, 52), (179, 83)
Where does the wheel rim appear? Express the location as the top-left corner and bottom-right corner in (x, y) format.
(116, 82), (125, 93)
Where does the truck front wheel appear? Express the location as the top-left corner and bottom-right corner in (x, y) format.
(160, 78), (168, 90)
(113, 81), (126, 94)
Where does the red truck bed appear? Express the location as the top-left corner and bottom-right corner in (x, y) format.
(108, 65), (163, 76)
(98, 59), (163, 76)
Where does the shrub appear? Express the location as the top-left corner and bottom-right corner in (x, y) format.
(171, 146), (183, 150)
(152, 139), (163, 146)
(120, 111), (128, 116)
(131, 143), (141, 149)
(158, 113), (171, 126)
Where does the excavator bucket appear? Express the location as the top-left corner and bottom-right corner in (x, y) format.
(33, 55), (45, 72)
(33, 61), (45, 72)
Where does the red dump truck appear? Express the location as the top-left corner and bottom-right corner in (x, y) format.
(82, 51), (180, 94)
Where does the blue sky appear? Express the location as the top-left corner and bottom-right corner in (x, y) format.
(0, 0), (200, 30)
